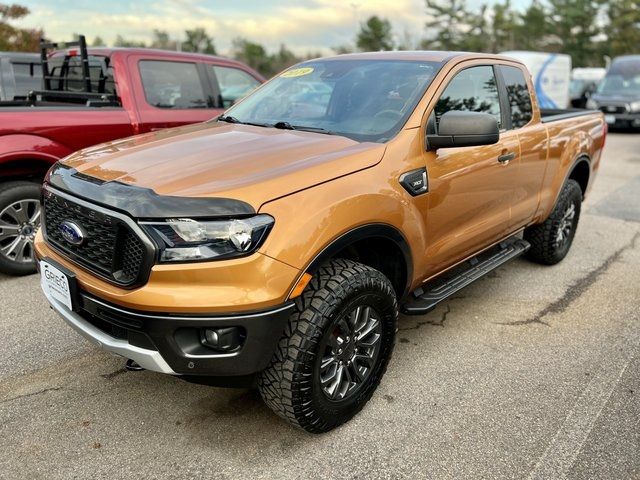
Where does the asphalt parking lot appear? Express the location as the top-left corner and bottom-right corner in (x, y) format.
(1, 132), (639, 479)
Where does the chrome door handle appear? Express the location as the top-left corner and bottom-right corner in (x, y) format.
(498, 152), (516, 164)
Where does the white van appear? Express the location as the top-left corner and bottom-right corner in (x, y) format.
(501, 51), (572, 109)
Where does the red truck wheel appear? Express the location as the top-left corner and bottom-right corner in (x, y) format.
(0, 181), (41, 276)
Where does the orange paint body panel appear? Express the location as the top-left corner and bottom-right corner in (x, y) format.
(34, 51), (605, 342)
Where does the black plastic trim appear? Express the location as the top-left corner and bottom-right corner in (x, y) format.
(540, 109), (600, 123)
(47, 163), (255, 219)
(79, 292), (295, 376)
(304, 223), (413, 297)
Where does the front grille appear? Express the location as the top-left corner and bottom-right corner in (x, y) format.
(600, 105), (627, 114)
(42, 188), (151, 287)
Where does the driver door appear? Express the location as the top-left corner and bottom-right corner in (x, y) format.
(421, 64), (521, 275)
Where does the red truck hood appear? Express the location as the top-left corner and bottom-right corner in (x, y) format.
(61, 122), (385, 210)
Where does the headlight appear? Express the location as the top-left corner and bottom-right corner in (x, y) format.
(629, 101), (640, 112)
(142, 215), (274, 262)
(586, 98), (598, 110)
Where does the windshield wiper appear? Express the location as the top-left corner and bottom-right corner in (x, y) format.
(217, 115), (270, 128)
(217, 114), (241, 123)
(273, 121), (334, 135)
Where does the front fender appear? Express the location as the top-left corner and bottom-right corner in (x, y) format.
(257, 164), (427, 292)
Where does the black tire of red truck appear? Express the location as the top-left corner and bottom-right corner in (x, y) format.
(258, 258), (398, 433)
(0, 181), (42, 276)
(524, 179), (582, 265)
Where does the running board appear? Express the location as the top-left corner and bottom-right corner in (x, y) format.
(402, 237), (530, 315)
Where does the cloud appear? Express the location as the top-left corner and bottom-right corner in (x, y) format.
(16, 0), (429, 55)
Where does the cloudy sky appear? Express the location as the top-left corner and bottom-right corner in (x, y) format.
(16, 0), (530, 55)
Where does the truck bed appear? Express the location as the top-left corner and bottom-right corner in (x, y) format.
(540, 108), (601, 123)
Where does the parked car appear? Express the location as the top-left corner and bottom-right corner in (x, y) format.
(587, 55), (640, 129)
(501, 51), (572, 108)
(35, 51), (606, 433)
(570, 67), (606, 109)
(0, 36), (263, 276)
(0, 52), (42, 101)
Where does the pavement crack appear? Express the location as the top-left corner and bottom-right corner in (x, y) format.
(101, 367), (128, 380)
(399, 303), (451, 331)
(1, 386), (62, 404)
(499, 231), (639, 327)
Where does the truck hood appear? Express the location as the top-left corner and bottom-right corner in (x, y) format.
(60, 122), (385, 211)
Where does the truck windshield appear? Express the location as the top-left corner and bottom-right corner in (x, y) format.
(223, 59), (441, 143)
(597, 59), (640, 95)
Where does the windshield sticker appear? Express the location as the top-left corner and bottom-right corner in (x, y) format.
(281, 67), (314, 78)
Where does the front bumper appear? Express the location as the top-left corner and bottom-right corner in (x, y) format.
(43, 282), (295, 376)
(602, 112), (640, 126)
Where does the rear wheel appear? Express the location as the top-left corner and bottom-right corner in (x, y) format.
(258, 259), (397, 433)
(0, 181), (42, 276)
(524, 179), (582, 265)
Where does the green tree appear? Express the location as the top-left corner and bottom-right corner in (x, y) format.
(270, 44), (300, 75)
(491, 0), (518, 52)
(114, 35), (146, 48)
(182, 28), (216, 55)
(232, 38), (272, 76)
(606, 0), (640, 57)
(356, 15), (394, 51)
(91, 36), (105, 47)
(547, 0), (602, 67)
(0, 3), (41, 52)
(515, 0), (550, 51)
(424, 0), (469, 50)
(150, 29), (177, 51)
(460, 4), (490, 52)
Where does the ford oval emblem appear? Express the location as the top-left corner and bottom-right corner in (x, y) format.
(59, 220), (85, 246)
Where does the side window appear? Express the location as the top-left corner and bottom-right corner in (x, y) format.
(10, 61), (42, 97)
(500, 65), (533, 128)
(140, 61), (207, 109)
(212, 66), (260, 108)
(434, 65), (502, 130)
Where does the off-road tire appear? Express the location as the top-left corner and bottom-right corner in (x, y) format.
(524, 179), (582, 265)
(258, 259), (398, 433)
(0, 181), (42, 276)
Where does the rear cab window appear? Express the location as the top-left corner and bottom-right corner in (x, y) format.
(139, 60), (208, 109)
(498, 65), (533, 128)
(211, 65), (260, 108)
(9, 60), (42, 98)
(48, 55), (117, 97)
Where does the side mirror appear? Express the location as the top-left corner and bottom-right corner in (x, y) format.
(427, 111), (499, 150)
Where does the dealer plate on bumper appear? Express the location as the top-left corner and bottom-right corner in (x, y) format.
(604, 114), (616, 124)
(40, 260), (73, 310)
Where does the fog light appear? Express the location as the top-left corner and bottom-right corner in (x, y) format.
(201, 327), (244, 352)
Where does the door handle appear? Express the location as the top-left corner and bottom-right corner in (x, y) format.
(498, 152), (516, 164)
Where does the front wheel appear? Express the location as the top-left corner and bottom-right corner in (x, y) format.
(258, 259), (398, 433)
(0, 181), (42, 276)
(524, 179), (582, 265)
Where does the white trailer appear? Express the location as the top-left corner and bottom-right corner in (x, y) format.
(501, 51), (572, 109)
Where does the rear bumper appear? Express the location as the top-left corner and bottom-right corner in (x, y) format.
(43, 283), (294, 376)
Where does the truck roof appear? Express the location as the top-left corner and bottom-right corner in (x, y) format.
(0, 52), (40, 60)
(49, 47), (250, 69)
(313, 50), (526, 65)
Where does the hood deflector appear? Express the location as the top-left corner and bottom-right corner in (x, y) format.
(47, 164), (256, 219)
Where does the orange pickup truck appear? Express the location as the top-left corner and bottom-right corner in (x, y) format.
(35, 51), (606, 433)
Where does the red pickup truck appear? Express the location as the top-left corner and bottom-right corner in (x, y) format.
(0, 36), (263, 276)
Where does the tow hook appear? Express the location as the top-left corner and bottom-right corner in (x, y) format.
(125, 359), (145, 371)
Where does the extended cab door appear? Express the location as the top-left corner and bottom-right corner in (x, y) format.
(421, 63), (522, 274)
(127, 54), (223, 132)
(495, 64), (548, 229)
